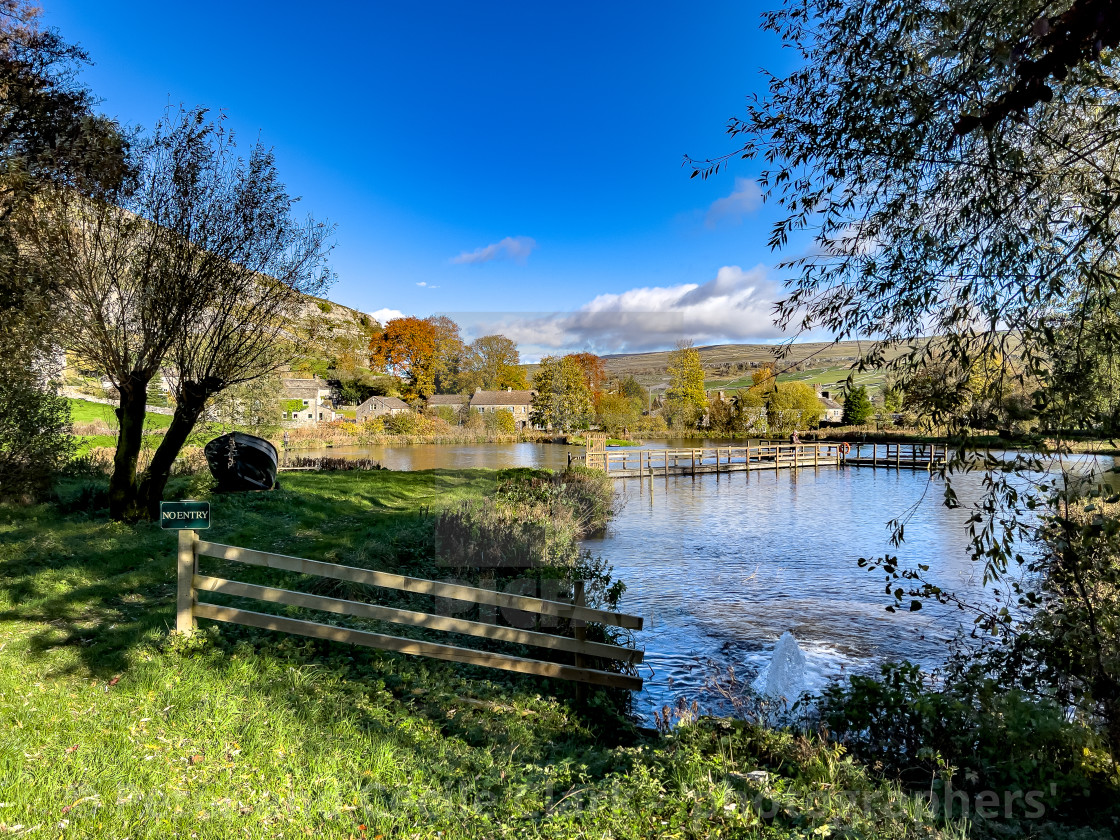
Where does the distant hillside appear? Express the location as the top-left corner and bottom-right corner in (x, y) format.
(597, 339), (920, 395)
(290, 295), (379, 374)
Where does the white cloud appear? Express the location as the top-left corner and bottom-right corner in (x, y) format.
(416, 282), (427, 287)
(705, 178), (763, 227)
(451, 236), (537, 265)
(369, 307), (405, 325)
(472, 264), (784, 355)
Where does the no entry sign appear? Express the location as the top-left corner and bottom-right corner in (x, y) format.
(160, 500), (211, 530)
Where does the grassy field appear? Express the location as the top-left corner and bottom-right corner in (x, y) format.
(0, 469), (964, 839)
(704, 366), (889, 396)
(68, 398), (174, 429)
(68, 398), (174, 456)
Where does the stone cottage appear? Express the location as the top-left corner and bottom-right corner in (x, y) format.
(281, 374), (336, 423)
(356, 395), (411, 422)
(468, 388), (535, 430)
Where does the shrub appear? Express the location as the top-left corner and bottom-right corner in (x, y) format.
(382, 412), (420, 435)
(0, 374), (74, 500)
(484, 408), (517, 434)
(818, 662), (1116, 823)
(430, 405), (460, 425)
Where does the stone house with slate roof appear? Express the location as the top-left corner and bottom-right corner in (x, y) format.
(818, 391), (844, 424)
(469, 387), (535, 430)
(356, 395), (412, 422)
(280, 374), (338, 424)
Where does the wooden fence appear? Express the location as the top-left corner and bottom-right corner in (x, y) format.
(175, 531), (644, 690)
(572, 441), (948, 477)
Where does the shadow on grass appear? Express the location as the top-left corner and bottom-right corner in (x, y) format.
(0, 468), (638, 752)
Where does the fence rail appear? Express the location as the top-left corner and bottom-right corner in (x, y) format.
(570, 441), (948, 477)
(176, 532), (644, 690)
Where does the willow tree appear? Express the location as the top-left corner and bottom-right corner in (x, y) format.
(26, 173), (194, 521)
(136, 130), (333, 518)
(688, 0), (1120, 751)
(26, 107), (332, 520)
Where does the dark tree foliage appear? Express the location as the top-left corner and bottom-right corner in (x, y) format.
(841, 385), (873, 425)
(0, 2), (129, 501)
(0, 362), (72, 499)
(953, 0), (1120, 134)
(0, 1), (131, 216)
(688, 0), (1120, 426)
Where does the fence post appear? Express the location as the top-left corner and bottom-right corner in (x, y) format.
(896, 443), (901, 469)
(176, 529), (197, 632)
(573, 580), (587, 702)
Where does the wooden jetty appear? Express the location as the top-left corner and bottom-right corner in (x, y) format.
(570, 440), (948, 479)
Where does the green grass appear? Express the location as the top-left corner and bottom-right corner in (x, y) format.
(705, 366), (888, 395)
(68, 398), (175, 456)
(68, 398), (174, 429)
(0, 470), (965, 838)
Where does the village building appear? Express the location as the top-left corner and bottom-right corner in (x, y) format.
(356, 394), (412, 422)
(469, 387), (535, 430)
(818, 391), (844, 424)
(426, 394), (468, 415)
(280, 374), (338, 423)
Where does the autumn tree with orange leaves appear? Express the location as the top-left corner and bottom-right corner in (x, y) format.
(566, 352), (607, 394)
(369, 315), (462, 398)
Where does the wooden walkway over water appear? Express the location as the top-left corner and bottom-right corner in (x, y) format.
(570, 441), (948, 478)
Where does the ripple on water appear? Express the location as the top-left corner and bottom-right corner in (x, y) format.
(584, 464), (1040, 722)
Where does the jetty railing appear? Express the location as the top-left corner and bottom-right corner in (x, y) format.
(175, 532), (644, 690)
(569, 441), (948, 477)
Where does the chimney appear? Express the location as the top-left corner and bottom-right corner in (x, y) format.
(507, 386), (512, 392)
(475, 387), (482, 394)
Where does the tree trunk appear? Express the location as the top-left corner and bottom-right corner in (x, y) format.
(139, 383), (209, 520)
(108, 372), (153, 522)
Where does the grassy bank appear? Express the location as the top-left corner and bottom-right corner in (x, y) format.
(0, 468), (965, 839)
(68, 398), (173, 456)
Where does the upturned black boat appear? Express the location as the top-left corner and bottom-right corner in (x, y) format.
(204, 432), (278, 491)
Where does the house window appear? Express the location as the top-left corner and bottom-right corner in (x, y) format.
(307, 413), (313, 419)
(302, 400), (309, 406)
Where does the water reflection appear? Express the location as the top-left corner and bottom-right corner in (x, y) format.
(587, 466), (1012, 720)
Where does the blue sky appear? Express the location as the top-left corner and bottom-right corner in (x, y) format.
(43, 1), (804, 359)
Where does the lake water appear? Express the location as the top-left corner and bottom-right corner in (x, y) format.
(290, 440), (1115, 719)
(588, 466), (988, 720)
